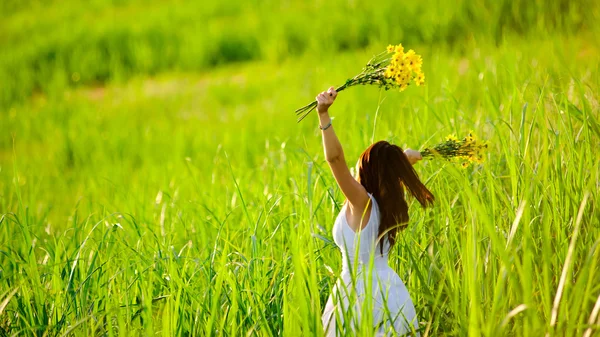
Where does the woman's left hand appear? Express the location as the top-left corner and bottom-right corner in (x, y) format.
(316, 87), (338, 114)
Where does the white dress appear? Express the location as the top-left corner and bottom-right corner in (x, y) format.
(322, 194), (420, 336)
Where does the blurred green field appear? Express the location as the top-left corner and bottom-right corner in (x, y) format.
(1, 0), (600, 336)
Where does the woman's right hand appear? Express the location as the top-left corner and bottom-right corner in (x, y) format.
(404, 149), (422, 165)
(316, 86), (337, 114)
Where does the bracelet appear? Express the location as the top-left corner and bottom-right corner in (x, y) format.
(319, 120), (332, 131)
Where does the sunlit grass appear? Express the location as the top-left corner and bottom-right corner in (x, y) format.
(1, 2), (600, 336)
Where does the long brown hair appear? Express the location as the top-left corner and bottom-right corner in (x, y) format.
(357, 141), (434, 252)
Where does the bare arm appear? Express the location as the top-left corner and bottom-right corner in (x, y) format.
(317, 112), (342, 162)
(316, 87), (369, 212)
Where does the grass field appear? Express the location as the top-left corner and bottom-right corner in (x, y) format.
(1, 0), (600, 336)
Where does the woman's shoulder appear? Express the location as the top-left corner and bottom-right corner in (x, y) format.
(343, 197), (377, 233)
(367, 193), (380, 216)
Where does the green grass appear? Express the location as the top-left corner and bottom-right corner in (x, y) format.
(1, 0), (598, 108)
(1, 0), (600, 336)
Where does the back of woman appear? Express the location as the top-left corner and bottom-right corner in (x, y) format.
(314, 87), (434, 336)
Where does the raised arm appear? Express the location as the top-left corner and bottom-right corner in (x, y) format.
(316, 87), (369, 212)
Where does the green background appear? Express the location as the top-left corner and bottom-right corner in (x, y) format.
(1, 0), (599, 336)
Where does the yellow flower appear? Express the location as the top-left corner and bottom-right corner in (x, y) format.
(395, 44), (404, 54)
(397, 74), (410, 86)
(405, 51), (422, 70)
(465, 131), (475, 144)
(394, 74), (403, 85)
(399, 83), (408, 92)
(446, 134), (458, 142)
(414, 72), (425, 86)
(387, 44), (395, 53)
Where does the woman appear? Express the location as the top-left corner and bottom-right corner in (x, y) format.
(316, 86), (434, 336)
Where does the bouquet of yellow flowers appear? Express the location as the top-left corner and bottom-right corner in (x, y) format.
(295, 44), (425, 122)
(421, 132), (488, 167)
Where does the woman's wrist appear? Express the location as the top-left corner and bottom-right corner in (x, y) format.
(318, 112), (332, 129)
(318, 112), (331, 121)
(317, 107), (329, 115)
